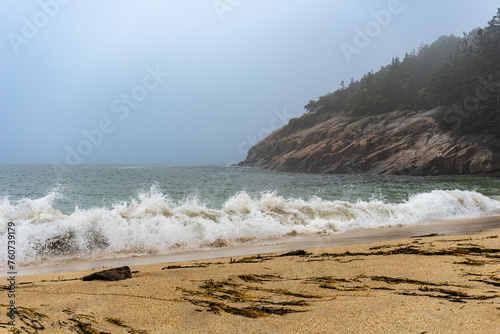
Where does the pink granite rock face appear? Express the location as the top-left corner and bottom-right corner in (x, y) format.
(239, 109), (500, 176)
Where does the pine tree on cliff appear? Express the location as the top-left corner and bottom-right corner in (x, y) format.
(300, 8), (499, 138)
(429, 8), (500, 135)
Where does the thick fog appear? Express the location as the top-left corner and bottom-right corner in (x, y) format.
(1, 0), (497, 167)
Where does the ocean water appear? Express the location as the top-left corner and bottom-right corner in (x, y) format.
(1, 165), (499, 267)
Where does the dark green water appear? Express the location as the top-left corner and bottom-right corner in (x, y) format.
(0, 165), (499, 266)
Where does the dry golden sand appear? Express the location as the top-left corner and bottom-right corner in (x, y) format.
(2, 225), (500, 333)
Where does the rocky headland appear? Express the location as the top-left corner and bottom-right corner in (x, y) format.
(238, 108), (500, 176)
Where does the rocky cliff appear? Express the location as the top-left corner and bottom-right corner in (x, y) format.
(238, 109), (500, 176)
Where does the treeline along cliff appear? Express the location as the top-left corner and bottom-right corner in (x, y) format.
(239, 9), (500, 176)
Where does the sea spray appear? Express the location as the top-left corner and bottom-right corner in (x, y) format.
(0, 186), (499, 267)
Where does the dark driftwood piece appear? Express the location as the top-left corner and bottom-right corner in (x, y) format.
(82, 266), (132, 281)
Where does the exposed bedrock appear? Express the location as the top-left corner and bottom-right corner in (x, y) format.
(239, 109), (500, 176)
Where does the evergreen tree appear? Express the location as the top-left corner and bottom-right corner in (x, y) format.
(293, 9), (500, 137)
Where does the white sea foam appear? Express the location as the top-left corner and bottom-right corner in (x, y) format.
(1, 186), (499, 266)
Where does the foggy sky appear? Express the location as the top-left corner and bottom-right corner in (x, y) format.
(1, 0), (498, 167)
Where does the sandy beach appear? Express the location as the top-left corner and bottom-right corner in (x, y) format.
(2, 215), (500, 333)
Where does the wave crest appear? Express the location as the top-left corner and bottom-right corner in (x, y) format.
(1, 187), (498, 266)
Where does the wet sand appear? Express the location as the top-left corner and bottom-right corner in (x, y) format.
(6, 214), (500, 277)
(1, 215), (499, 333)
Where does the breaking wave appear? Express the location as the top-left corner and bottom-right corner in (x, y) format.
(1, 185), (498, 266)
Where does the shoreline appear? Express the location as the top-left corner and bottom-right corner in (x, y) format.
(1, 216), (499, 333)
(5, 213), (500, 277)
